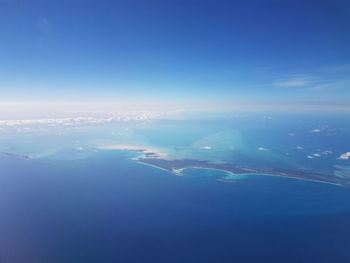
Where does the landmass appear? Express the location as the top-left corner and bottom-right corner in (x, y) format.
(136, 158), (350, 187)
(102, 145), (350, 187)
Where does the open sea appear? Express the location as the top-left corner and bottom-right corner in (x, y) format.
(1, 113), (350, 262)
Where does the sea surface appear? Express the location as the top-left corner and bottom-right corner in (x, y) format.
(1, 113), (350, 262)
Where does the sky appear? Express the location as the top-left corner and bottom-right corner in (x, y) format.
(0, 0), (350, 115)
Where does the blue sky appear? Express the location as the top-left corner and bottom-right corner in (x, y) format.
(1, 0), (350, 113)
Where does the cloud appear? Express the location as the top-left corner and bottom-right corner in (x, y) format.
(296, 146), (304, 150)
(0, 111), (164, 127)
(257, 147), (268, 151)
(306, 151), (332, 158)
(338, 152), (350, 160)
(274, 69), (350, 93)
(310, 129), (321, 133)
(275, 77), (312, 87)
(310, 80), (350, 91)
(202, 146), (212, 150)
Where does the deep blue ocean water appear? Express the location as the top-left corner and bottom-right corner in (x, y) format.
(1, 113), (350, 262)
(1, 149), (350, 263)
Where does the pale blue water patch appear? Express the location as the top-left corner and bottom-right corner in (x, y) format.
(223, 172), (253, 180)
(133, 114), (350, 177)
(134, 120), (245, 162)
(175, 164), (350, 185)
(178, 167), (251, 181)
(334, 165), (350, 178)
(2, 113), (349, 175)
(0, 122), (154, 159)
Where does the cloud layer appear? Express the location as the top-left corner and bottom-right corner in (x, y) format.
(0, 112), (165, 127)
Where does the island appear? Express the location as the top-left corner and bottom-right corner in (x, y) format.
(99, 145), (350, 187)
(136, 158), (350, 187)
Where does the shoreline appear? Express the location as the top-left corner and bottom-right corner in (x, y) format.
(136, 158), (349, 188)
(137, 159), (344, 187)
(99, 146), (349, 188)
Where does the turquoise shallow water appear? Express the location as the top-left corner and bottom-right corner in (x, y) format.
(1, 113), (350, 175)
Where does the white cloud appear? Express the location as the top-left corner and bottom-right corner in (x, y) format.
(0, 111), (164, 127)
(202, 146), (212, 150)
(307, 155), (314, 159)
(338, 152), (350, 160)
(257, 147), (268, 151)
(310, 129), (321, 133)
(296, 146), (304, 150)
(312, 153), (321, 157)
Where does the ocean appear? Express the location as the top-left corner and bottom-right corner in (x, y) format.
(0, 113), (350, 262)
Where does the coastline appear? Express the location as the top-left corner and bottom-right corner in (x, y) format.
(100, 146), (350, 188)
(136, 158), (350, 187)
